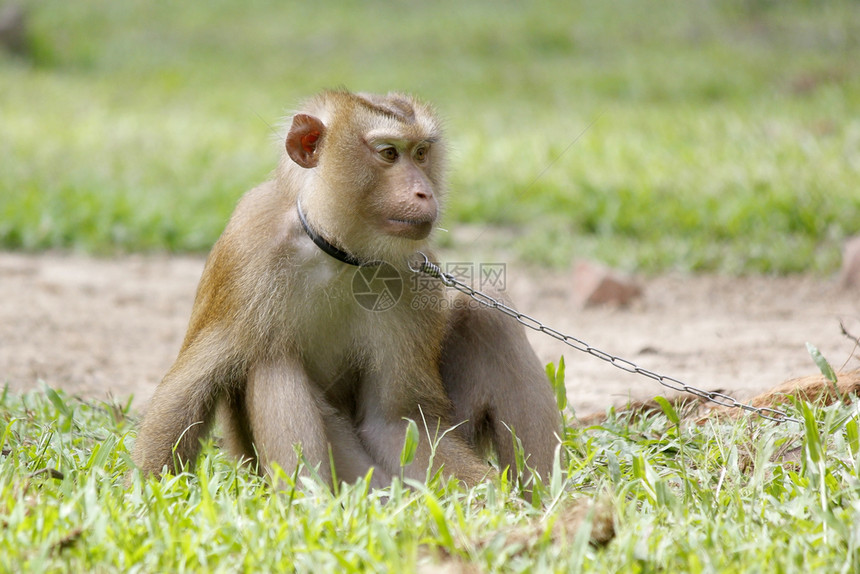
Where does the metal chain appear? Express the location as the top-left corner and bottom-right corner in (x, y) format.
(409, 253), (802, 425)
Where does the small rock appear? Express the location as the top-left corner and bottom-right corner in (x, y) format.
(0, 4), (26, 55)
(573, 259), (642, 307)
(839, 235), (860, 289)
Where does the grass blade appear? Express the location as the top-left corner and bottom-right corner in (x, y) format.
(546, 356), (568, 412)
(806, 342), (837, 383)
(400, 418), (419, 468)
(653, 396), (680, 426)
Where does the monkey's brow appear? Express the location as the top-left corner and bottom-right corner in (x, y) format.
(365, 132), (438, 145)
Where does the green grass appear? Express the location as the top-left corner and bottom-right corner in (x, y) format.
(1, 0), (859, 272)
(3, 381), (860, 572)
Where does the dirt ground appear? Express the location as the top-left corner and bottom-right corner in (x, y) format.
(1, 250), (858, 419)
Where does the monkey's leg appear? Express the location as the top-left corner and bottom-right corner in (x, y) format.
(440, 291), (562, 484)
(322, 409), (393, 488)
(218, 388), (257, 468)
(133, 336), (239, 476)
(355, 374), (492, 486)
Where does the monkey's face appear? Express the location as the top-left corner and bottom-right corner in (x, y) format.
(361, 135), (439, 241)
(286, 91), (447, 262)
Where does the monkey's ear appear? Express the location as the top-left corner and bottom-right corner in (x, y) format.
(286, 114), (326, 168)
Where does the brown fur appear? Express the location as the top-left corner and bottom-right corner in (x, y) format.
(575, 369), (860, 426)
(744, 370), (860, 409)
(132, 90), (561, 488)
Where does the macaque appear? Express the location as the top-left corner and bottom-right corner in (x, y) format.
(132, 90), (561, 489)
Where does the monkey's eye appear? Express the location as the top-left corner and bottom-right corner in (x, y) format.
(377, 146), (399, 163)
(413, 145), (429, 163)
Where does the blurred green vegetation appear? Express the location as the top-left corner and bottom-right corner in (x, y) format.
(1, 0), (858, 272)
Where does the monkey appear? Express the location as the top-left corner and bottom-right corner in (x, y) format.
(132, 89), (561, 490)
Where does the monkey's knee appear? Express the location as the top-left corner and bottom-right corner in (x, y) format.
(441, 290), (561, 481)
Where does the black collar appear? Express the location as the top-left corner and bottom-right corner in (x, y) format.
(296, 199), (377, 267)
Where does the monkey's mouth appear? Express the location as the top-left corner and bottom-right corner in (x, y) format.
(384, 217), (434, 240)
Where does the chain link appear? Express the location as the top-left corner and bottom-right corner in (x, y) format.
(410, 253), (802, 425)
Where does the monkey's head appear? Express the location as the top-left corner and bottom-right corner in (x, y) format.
(284, 90), (447, 265)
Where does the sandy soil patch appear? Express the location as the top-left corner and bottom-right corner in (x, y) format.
(1, 251), (857, 418)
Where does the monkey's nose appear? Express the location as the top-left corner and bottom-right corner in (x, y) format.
(413, 181), (434, 201)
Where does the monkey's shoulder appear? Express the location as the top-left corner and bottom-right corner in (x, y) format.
(224, 181), (289, 235)
(209, 181), (303, 260)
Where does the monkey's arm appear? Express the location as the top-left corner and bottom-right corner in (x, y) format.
(244, 357), (394, 487)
